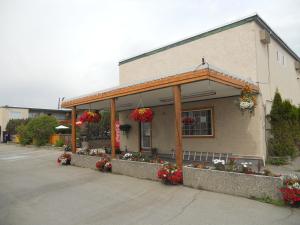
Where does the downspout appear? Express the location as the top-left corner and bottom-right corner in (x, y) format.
(253, 25), (269, 166)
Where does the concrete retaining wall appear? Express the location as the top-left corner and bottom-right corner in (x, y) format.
(112, 159), (163, 181)
(183, 167), (283, 200)
(71, 154), (102, 170)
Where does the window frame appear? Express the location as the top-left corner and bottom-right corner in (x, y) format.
(140, 122), (152, 149)
(9, 111), (22, 119)
(182, 107), (215, 138)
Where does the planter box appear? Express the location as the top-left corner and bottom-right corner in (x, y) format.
(183, 167), (283, 200)
(71, 154), (101, 170)
(112, 159), (163, 181)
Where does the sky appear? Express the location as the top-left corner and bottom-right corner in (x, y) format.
(0, 0), (299, 109)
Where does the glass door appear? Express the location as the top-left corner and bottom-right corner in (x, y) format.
(140, 122), (151, 149)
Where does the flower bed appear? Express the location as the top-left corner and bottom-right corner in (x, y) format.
(111, 159), (163, 181)
(280, 174), (300, 206)
(121, 152), (165, 163)
(96, 158), (112, 172)
(57, 152), (71, 165)
(183, 166), (283, 200)
(157, 164), (183, 185)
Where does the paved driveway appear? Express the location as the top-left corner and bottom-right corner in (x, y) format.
(0, 144), (299, 225)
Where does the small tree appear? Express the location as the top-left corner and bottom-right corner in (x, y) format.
(6, 119), (30, 135)
(269, 91), (283, 122)
(25, 115), (58, 146)
(268, 90), (299, 157)
(16, 124), (32, 145)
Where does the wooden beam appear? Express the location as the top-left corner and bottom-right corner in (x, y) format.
(110, 98), (116, 159)
(71, 106), (76, 153)
(173, 85), (183, 169)
(61, 68), (259, 108)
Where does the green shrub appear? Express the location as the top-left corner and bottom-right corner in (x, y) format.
(215, 163), (225, 171)
(16, 124), (32, 145)
(16, 115), (58, 146)
(267, 90), (300, 158)
(252, 196), (285, 207)
(6, 118), (30, 135)
(266, 157), (288, 166)
(26, 115), (58, 146)
(55, 139), (64, 147)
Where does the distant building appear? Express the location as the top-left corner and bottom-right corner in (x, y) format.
(0, 106), (71, 142)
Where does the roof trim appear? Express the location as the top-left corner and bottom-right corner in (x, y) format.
(61, 67), (259, 108)
(0, 105), (70, 112)
(119, 14), (299, 65)
(254, 16), (300, 61)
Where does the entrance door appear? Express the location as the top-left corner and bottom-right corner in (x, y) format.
(140, 122), (151, 150)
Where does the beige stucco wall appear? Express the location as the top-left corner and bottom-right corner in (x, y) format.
(119, 22), (258, 85)
(119, 96), (266, 160)
(0, 107), (29, 141)
(254, 23), (300, 109)
(117, 20), (299, 160)
(120, 21), (300, 108)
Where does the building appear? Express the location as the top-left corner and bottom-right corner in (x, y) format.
(0, 106), (71, 142)
(61, 14), (300, 166)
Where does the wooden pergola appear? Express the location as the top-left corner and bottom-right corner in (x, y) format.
(62, 67), (259, 168)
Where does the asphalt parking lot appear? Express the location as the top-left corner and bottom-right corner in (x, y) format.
(0, 144), (299, 225)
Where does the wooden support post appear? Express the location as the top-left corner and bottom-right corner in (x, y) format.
(71, 106), (76, 153)
(111, 98), (116, 159)
(173, 85), (183, 169)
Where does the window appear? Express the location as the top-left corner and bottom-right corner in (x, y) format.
(276, 50), (286, 66)
(141, 122), (151, 148)
(9, 111), (22, 119)
(182, 108), (213, 137)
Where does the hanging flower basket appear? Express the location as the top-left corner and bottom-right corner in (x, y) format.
(119, 124), (131, 133)
(239, 85), (256, 112)
(119, 124), (131, 137)
(182, 117), (195, 125)
(79, 111), (101, 123)
(130, 108), (154, 122)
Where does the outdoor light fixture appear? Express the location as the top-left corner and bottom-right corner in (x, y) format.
(159, 90), (216, 103)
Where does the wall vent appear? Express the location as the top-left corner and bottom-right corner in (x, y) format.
(260, 30), (270, 44)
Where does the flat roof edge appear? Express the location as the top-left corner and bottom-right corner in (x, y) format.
(0, 105), (71, 112)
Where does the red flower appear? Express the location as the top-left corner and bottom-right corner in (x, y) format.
(95, 158), (112, 172)
(57, 152), (71, 165)
(280, 188), (300, 205)
(130, 108), (153, 122)
(105, 162), (112, 169)
(182, 117), (194, 125)
(157, 165), (183, 185)
(79, 111), (101, 123)
(96, 160), (104, 169)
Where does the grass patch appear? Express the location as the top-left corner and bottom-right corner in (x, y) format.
(266, 157), (288, 166)
(251, 196), (285, 207)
